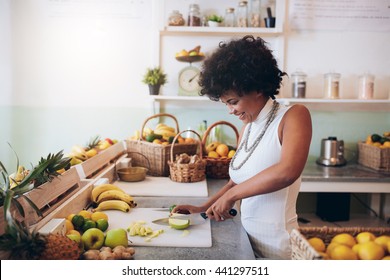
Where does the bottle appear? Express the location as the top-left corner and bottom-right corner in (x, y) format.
(188, 4), (201, 26)
(324, 72), (341, 99)
(291, 71), (307, 98)
(224, 7), (235, 27)
(237, 1), (248, 27)
(358, 74), (374, 99)
(168, 10), (185, 26)
(249, 0), (261, 27)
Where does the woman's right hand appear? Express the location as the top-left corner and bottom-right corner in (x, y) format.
(171, 204), (205, 215)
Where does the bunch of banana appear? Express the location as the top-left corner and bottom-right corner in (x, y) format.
(153, 123), (177, 141)
(66, 145), (88, 166)
(91, 183), (137, 213)
(9, 165), (29, 189)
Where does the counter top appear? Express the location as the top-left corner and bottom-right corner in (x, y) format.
(302, 161), (390, 183)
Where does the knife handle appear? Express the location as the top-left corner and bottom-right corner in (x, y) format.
(200, 209), (237, 219)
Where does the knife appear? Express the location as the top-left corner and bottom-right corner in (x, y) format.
(152, 209), (237, 226)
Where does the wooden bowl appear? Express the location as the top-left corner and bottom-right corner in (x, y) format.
(117, 167), (148, 182)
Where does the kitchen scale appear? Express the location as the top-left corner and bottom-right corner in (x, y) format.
(176, 55), (205, 96)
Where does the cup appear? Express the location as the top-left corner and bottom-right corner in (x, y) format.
(264, 17), (276, 28)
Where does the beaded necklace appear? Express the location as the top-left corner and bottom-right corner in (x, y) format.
(230, 100), (280, 170)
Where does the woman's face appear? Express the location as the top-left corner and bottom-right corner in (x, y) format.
(220, 91), (265, 124)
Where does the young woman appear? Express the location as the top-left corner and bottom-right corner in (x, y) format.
(173, 35), (312, 259)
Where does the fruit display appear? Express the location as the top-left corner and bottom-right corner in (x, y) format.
(175, 45), (205, 62)
(129, 123), (196, 145)
(307, 231), (390, 260)
(67, 135), (118, 166)
(364, 132), (390, 148)
(91, 183), (137, 212)
(205, 141), (236, 159)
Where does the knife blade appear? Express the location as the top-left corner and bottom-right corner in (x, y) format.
(152, 209), (237, 226)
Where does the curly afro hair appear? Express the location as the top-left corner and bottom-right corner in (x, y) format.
(199, 35), (286, 101)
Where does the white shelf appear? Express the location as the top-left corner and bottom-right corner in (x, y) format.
(161, 26), (283, 36)
(151, 95), (208, 101)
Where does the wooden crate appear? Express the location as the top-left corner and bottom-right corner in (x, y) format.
(0, 167), (82, 235)
(358, 141), (390, 172)
(80, 141), (127, 179)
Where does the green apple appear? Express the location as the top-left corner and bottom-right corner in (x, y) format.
(104, 228), (128, 249)
(66, 233), (81, 244)
(81, 228), (105, 250)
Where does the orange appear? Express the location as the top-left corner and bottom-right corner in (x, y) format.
(374, 235), (390, 253)
(308, 237), (326, 252)
(216, 144), (229, 157)
(65, 219), (74, 233)
(330, 244), (358, 260)
(66, 213), (76, 221)
(208, 151), (219, 158)
(331, 233), (356, 248)
(227, 150), (236, 158)
(356, 231), (376, 244)
(184, 137), (196, 144)
(357, 241), (385, 260)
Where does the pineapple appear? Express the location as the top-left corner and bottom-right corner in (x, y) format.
(85, 135), (101, 151)
(0, 219), (80, 260)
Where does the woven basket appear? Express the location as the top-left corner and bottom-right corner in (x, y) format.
(291, 226), (390, 260)
(168, 130), (206, 183)
(201, 121), (239, 179)
(358, 141), (390, 172)
(126, 113), (198, 177)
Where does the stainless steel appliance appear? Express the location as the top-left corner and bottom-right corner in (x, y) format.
(316, 136), (347, 166)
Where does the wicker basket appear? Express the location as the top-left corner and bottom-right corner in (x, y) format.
(168, 130), (206, 183)
(291, 226), (390, 260)
(126, 113), (198, 177)
(201, 121), (239, 179)
(358, 141), (390, 172)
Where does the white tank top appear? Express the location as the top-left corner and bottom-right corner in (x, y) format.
(229, 99), (300, 259)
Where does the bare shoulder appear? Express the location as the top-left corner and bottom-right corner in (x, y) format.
(283, 104), (311, 121)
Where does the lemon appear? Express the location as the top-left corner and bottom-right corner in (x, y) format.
(374, 235), (390, 253)
(208, 151), (219, 158)
(168, 218), (190, 230)
(331, 233), (356, 248)
(357, 241), (385, 260)
(65, 219), (74, 233)
(382, 256), (390, 260)
(308, 237), (326, 252)
(356, 231), (376, 244)
(91, 211), (109, 222)
(330, 244), (358, 260)
(352, 243), (361, 255)
(326, 242), (341, 256)
(227, 150), (236, 159)
(78, 210), (92, 220)
(67, 213), (75, 221)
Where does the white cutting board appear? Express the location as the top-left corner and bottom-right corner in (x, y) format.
(114, 176), (208, 197)
(105, 208), (212, 247)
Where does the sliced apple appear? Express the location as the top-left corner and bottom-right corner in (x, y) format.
(168, 218), (190, 230)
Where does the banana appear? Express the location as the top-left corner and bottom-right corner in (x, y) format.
(96, 190), (136, 206)
(92, 200), (131, 213)
(71, 145), (88, 161)
(153, 129), (177, 140)
(91, 184), (125, 203)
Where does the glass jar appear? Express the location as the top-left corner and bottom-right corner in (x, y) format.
(168, 10), (185, 26)
(358, 74), (375, 99)
(225, 7), (235, 27)
(324, 72), (341, 99)
(291, 71), (307, 98)
(237, 1), (248, 27)
(188, 4), (201, 26)
(249, 0), (261, 27)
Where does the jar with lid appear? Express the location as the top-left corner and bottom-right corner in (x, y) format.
(188, 4), (201, 26)
(291, 71), (307, 98)
(249, 0), (261, 27)
(358, 73), (375, 99)
(168, 10), (185, 26)
(324, 72), (341, 99)
(225, 7), (235, 27)
(237, 1), (248, 27)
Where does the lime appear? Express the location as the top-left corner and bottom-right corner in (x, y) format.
(169, 204), (177, 213)
(82, 219), (96, 232)
(168, 218), (190, 230)
(71, 214), (85, 230)
(96, 218), (109, 232)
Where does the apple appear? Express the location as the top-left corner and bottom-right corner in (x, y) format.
(81, 228), (105, 250)
(105, 138), (114, 145)
(66, 233), (81, 245)
(104, 228), (128, 249)
(189, 51), (198, 56)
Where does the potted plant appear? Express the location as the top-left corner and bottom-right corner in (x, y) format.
(207, 14), (223, 27)
(142, 67), (167, 95)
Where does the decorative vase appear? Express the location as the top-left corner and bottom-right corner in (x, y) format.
(148, 84), (161, 95)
